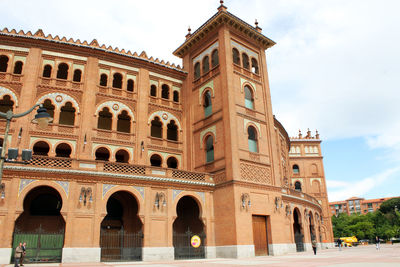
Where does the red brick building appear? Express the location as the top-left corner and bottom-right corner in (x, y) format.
(329, 196), (398, 216)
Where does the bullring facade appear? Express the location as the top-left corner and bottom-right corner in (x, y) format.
(0, 2), (333, 264)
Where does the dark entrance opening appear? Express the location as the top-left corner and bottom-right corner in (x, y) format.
(100, 191), (143, 261)
(173, 196), (205, 259)
(293, 208), (304, 252)
(12, 186), (65, 263)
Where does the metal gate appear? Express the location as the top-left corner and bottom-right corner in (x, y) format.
(295, 233), (304, 252)
(12, 227), (64, 263)
(100, 229), (143, 262)
(173, 230), (205, 260)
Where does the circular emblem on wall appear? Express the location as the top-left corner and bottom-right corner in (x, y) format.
(191, 235), (201, 248)
(112, 104), (119, 111)
(55, 95), (63, 103)
(162, 113), (168, 120)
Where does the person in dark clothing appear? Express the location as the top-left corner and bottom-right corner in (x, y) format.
(312, 239), (317, 255)
(20, 242), (26, 266)
(337, 238), (342, 251)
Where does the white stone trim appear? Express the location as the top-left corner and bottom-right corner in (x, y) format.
(0, 86), (19, 107)
(231, 40), (258, 58)
(243, 119), (262, 138)
(268, 243), (296, 255)
(62, 247), (100, 263)
(148, 111), (181, 129)
(142, 247), (174, 261)
(216, 245), (255, 258)
(99, 60), (138, 72)
(193, 41), (219, 64)
(13, 56), (26, 63)
(149, 71), (183, 84)
(43, 50), (87, 61)
(37, 92), (80, 113)
(0, 44), (29, 52)
(0, 248), (12, 264)
(199, 80), (214, 105)
(95, 101), (135, 121)
(240, 77), (258, 99)
(200, 125), (216, 149)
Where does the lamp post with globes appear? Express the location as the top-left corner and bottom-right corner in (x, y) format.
(0, 104), (52, 195)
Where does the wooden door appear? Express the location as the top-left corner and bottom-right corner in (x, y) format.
(252, 215), (268, 256)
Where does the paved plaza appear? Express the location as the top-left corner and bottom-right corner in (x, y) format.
(2, 244), (399, 267)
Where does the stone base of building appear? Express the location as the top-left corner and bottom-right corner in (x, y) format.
(205, 246), (217, 258)
(268, 243), (296, 255)
(62, 247), (101, 263)
(142, 247), (174, 261)
(216, 245), (255, 258)
(322, 242), (335, 249)
(0, 248), (11, 264)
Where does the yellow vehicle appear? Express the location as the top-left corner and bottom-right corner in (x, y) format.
(340, 236), (358, 247)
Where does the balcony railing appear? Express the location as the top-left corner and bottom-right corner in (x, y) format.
(0, 72), (23, 83)
(284, 188), (321, 207)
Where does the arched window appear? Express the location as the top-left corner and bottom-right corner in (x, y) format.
(194, 62), (200, 79)
(33, 141), (50, 156)
(150, 85), (157, 97)
(100, 74), (108, 86)
(203, 90), (212, 117)
(150, 154), (162, 167)
(73, 69), (82, 82)
(95, 147), (110, 161)
(251, 58), (259, 74)
(248, 126), (258, 153)
(211, 49), (219, 67)
(293, 164), (299, 174)
(117, 110), (131, 133)
(97, 107), (112, 130)
(242, 53), (250, 69)
(173, 91), (179, 102)
(56, 63), (69, 79)
(115, 149), (129, 163)
(0, 55), (9, 72)
(127, 79), (134, 92)
(42, 99), (55, 120)
(311, 164), (318, 174)
(312, 180), (321, 193)
(167, 120), (178, 141)
(55, 143), (72, 158)
(161, 84), (169, 99)
(294, 181), (302, 191)
(232, 48), (240, 65)
(205, 135), (214, 163)
(13, 61), (23, 74)
(59, 102), (75, 126)
(150, 117), (163, 138)
(42, 65), (52, 78)
(202, 56), (210, 74)
(244, 85), (254, 109)
(167, 157), (178, 169)
(0, 95), (14, 113)
(112, 73), (123, 88)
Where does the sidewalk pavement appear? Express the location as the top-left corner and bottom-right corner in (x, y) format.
(2, 244), (399, 267)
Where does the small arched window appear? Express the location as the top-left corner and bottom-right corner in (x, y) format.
(59, 102), (76, 126)
(194, 62), (200, 79)
(244, 85), (254, 109)
(203, 90), (212, 117)
(42, 65), (52, 78)
(248, 126), (258, 153)
(100, 74), (108, 86)
(56, 63), (69, 79)
(97, 107), (112, 130)
(232, 48), (240, 65)
(173, 91), (179, 102)
(73, 69), (82, 82)
(0, 95), (14, 113)
(95, 147), (110, 161)
(117, 110), (131, 133)
(251, 58), (259, 74)
(13, 61), (23, 74)
(295, 181), (302, 191)
(150, 85), (157, 97)
(242, 53), (250, 69)
(150, 154), (162, 167)
(167, 120), (178, 141)
(211, 49), (219, 67)
(167, 157), (178, 169)
(42, 99), (55, 120)
(0, 55), (9, 72)
(112, 73), (123, 89)
(205, 135), (214, 163)
(202, 56), (210, 74)
(55, 143), (72, 158)
(293, 164), (300, 174)
(151, 117), (163, 138)
(161, 84), (169, 99)
(127, 79), (134, 92)
(115, 149), (129, 163)
(33, 141), (50, 156)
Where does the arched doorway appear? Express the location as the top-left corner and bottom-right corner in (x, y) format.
(293, 208), (304, 252)
(12, 186), (65, 263)
(100, 191), (143, 261)
(173, 196), (205, 259)
(309, 212), (315, 241)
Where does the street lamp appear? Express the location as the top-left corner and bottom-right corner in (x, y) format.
(0, 104), (52, 194)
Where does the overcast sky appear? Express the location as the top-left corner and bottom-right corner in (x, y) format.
(2, 0), (399, 202)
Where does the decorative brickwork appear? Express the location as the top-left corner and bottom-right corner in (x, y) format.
(29, 156), (72, 168)
(240, 162), (271, 184)
(103, 162), (146, 175)
(172, 170), (205, 182)
(213, 171), (226, 184)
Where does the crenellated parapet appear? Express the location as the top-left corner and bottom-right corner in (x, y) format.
(290, 129), (320, 141)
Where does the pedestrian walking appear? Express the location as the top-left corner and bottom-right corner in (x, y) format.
(20, 242), (26, 266)
(337, 238), (342, 251)
(312, 239), (317, 255)
(14, 243), (23, 267)
(376, 236), (380, 250)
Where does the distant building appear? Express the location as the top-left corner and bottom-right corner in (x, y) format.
(329, 196), (398, 216)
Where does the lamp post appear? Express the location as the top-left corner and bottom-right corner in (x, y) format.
(0, 104), (52, 187)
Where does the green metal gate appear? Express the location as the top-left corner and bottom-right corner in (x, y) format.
(173, 230), (205, 260)
(12, 228), (64, 263)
